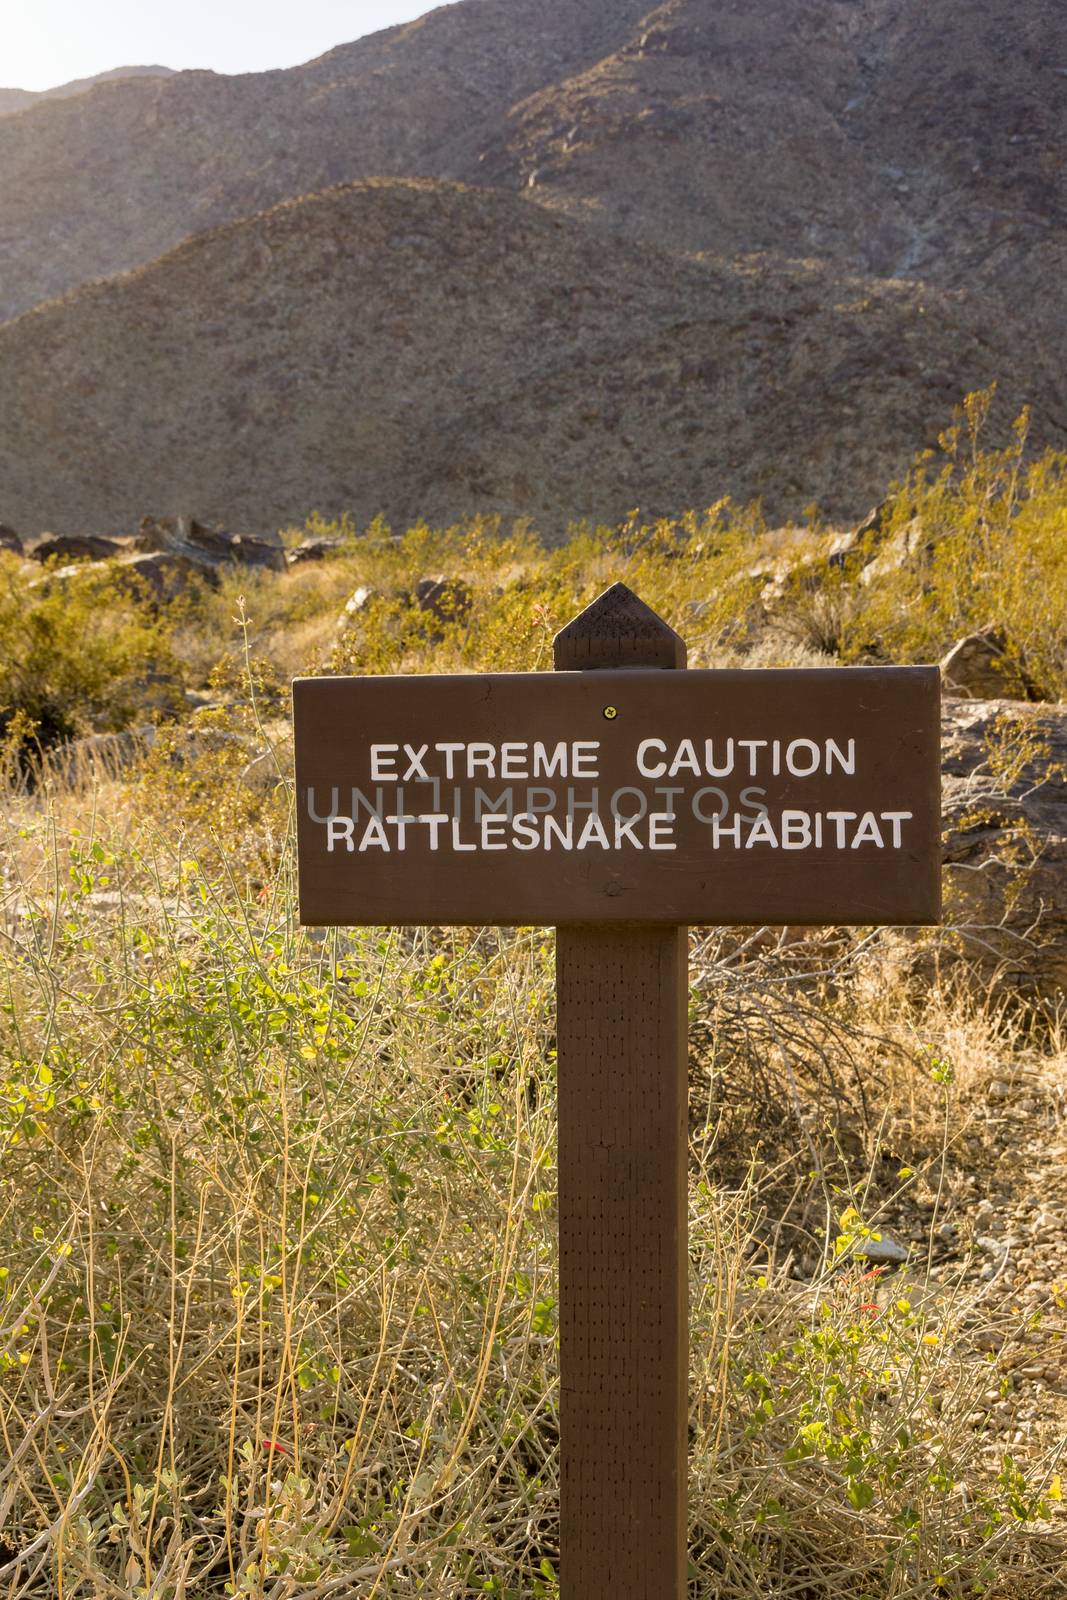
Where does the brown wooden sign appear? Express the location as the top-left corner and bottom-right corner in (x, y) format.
(293, 584), (943, 1600)
(295, 664), (940, 928)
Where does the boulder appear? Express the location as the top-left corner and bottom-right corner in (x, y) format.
(825, 527), (864, 572)
(113, 549), (207, 601)
(637, 24), (703, 56)
(856, 1232), (909, 1266)
(940, 697), (1067, 1006)
(415, 577), (472, 627)
(287, 538), (343, 565)
(857, 518), (929, 585)
(940, 627), (1034, 699)
(27, 531), (121, 563)
(337, 585), (377, 629)
(852, 498), (897, 541)
(0, 523), (22, 554)
(135, 514), (287, 573)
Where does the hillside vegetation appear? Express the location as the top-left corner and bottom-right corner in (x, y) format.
(5, 179), (1063, 540)
(3, 394), (1065, 748)
(1, 411), (1065, 1596)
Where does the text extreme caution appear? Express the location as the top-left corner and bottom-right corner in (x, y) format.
(294, 667), (941, 927)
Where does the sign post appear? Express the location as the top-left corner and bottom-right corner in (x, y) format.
(293, 581), (942, 1600)
(554, 586), (688, 1597)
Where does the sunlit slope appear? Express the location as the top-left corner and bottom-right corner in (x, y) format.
(0, 0), (651, 322)
(1, 179), (1062, 537)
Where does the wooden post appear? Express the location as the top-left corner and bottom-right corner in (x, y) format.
(553, 584), (688, 1600)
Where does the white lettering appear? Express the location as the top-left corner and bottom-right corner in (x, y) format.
(386, 811), (416, 849)
(544, 816), (574, 851)
(512, 814), (540, 851)
(500, 742), (528, 779)
(712, 814), (743, 847)
(480, 815), (509, 850)
(636, 738), (667, 778)
(401, 744), (429, 780)
(746, 813), (779, 848)
(648, 813), (676, 851)
(826, 738), (856, 775)
(435, 742), (465, 779)
(359, 816), (391, 852)
(703, 738), (735, 777)
(467, 742), (496, 777)
(780, 810), (812, 850)
(450, 819), (477, 852)
(369, 745), (399, 781)
(738, 739), (768, 776)
(786, 739), (821, 777)
(572, 742), (601, 779)
(668, 738), (702, 778)
(533, 742), (567, 778)
(326, 816), (355, 852)
(419, 814), (447, 850)
(851, 812), (885, 848)
(613, 813), (644, 849)
(576, 814), (611, 850)
(826, 811), (857, 848)
(882, 811), (912, 848)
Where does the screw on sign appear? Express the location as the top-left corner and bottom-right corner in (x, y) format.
(293, 583), (942, 1599)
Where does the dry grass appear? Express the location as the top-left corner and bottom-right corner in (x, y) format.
(0, 756), (1064, 1598)
(0, 405), (1065, 1594)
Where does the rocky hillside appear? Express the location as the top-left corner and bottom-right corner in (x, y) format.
(0, 65), (173, 119)
(2, 178), (1063, 538)
(0, 0), (651, 323)
(489, 1), (1066, 285)
(1, 0), (1063, 323)
(0, 0), (1063, 536)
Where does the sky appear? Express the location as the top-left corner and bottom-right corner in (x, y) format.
(2, 0), (437, 91)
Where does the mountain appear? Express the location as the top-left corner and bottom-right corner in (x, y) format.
(1, 179), (1062, 539)
(1, 0), (1063, 324)
(485, 0), (1067, 319)
(0, 0), (652, 323)
(0, 0), (1063, 537)
(0, 65), (173, 118)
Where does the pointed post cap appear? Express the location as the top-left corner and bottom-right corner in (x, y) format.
(553, 582), (687, 671)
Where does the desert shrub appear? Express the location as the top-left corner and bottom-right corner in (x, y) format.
(835, 391), (1067, 695)
(136, 637), (292, 885)
(0, 558), (179, 764)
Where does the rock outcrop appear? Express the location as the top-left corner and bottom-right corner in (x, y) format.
(940, 629), (1038, 702)
(133, 515), (287, 574)
(27, 532), (121, 562)
(941, 696), (1067, 1006)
